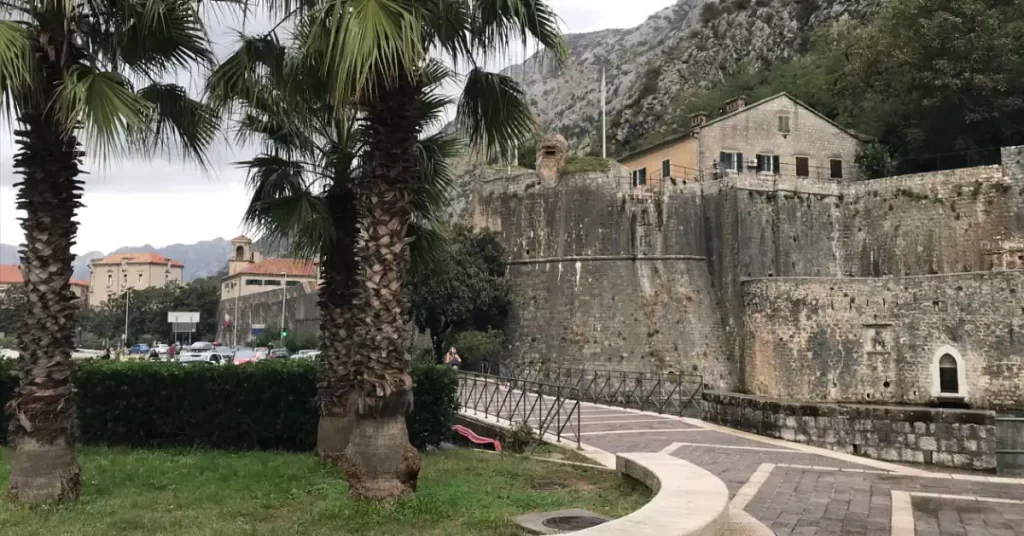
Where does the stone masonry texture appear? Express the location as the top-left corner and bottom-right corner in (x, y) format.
(702, 390), (998, 470)
(468, 146), (1024, 411)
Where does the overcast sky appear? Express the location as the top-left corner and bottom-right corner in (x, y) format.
(0, 0), (676, 255)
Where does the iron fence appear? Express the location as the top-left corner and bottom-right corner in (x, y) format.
(457, 371), (581, 448)
(501, 365), (704, 417)
(996, 414), (1024, 475)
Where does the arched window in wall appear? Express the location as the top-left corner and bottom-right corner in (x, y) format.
(938, 354), (958, 394)
(235, 245), (245, 259)
(931, 345), (967, 399)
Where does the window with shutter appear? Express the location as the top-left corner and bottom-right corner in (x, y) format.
(796, 157), (810, 177)
(638, 168), (647, 185)
(830, 159), (843, 179)
(777, 115), (791, 133)
(756, 154), (766, 172)
(662, 159), (670, 179)
(720, 152), (743, 173)
(736, 153), (744, 172)
(772, 155), (780, 175)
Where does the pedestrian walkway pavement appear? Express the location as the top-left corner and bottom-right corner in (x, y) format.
(460, 393), (1024, 536)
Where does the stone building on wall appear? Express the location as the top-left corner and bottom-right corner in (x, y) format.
(619, 93), (864, 187)
(469, 144), (1024, 413)
(219, 235), (319, 301)
(87, 253), (183, 307)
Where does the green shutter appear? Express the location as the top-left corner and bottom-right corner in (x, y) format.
(736, 153), (744, 172)
(773, 155), (780, 175)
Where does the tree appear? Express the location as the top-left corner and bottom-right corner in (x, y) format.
(410, 225), (511, 358)
(206, 15), (461, 498)
(0, 0), (216, 501)
(298, 0), (566, 499)
(80, 279), (221, 345)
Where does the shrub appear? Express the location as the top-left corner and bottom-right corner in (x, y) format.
(444, 329), (504, 373)
(731, 0), (751, 10)
(562, 156), (613, 174)
(407, 362), (459, 449)
(699, 2), (721, 24)
(0, 360), (457, 452)
(504, 421), (537, 453)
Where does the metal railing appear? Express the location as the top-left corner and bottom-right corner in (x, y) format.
(457, 371), (581, 447)
(501, 365), (704, 417)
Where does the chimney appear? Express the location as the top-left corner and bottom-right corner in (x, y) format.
(723, 96), (746, 114)
(690, 112), (709, 128)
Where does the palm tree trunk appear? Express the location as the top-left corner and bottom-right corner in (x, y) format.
(7, 42), (84, 502)
(338, 77), (424, 500)
(316, 183), (360, 461)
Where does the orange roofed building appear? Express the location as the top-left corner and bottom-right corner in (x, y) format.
(1, 264), (89, 301)
(88, 252), (184, 307)
(220, 235), (319, 300)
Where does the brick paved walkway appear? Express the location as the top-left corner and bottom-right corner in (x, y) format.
(459, 390), (1024, 535)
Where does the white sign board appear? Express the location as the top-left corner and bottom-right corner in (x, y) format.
(168, 312), (200, 323)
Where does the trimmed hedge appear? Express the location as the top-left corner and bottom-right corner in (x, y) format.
(0, 359), (457, 451)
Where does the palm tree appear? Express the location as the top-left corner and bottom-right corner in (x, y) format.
(0, 0), (216, 502)
(206, 21), (457, 472)
(309, 0), (567, 499)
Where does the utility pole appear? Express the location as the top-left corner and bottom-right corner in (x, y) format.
(601, 66), (607, 159)
(279, 272), (287, 348)
(233, 279), (240, 346)
(123, 288), (131, 349)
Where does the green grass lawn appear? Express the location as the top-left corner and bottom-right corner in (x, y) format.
(0, 447), (649, 536)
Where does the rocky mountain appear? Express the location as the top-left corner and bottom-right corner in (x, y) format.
(504, 0), (883, 154)
(0, 239), (232, 282)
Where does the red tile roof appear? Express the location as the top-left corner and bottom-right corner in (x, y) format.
(0, 264), (23, 285)
(229, 258), (316, 278)
(231, 235), (251, 241)
(92, 252), (184, 267)
(70, 279), (89, 287)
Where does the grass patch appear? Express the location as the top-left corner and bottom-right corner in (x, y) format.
(0, 447), (649, 535)
(562, 157), (613, 174)
(529, 443), (604, 466)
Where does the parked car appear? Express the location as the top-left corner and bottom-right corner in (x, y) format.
(254, 347), (270, 360)
(294, 349), (320, 360)
(149, 343), (170, 359)
(232, 347), (258, 365)
(269, 348), (290, 359)
(127, 343), (151, 356)
(213, 346), (234, 362)
(178, 342), (225, 365)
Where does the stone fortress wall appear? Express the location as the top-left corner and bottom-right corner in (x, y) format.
(469, 146), (1024, 411)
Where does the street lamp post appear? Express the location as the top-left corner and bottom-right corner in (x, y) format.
(123, 288), (131, 350)
(279, 272), (287, 348)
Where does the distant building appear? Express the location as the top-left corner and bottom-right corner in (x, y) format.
(220, 236), (318, 300)
(0, 264), (88, 302)
(88, 252), (184, 307)
(0, 264), (22, 294)
(618, 92), (865, 187)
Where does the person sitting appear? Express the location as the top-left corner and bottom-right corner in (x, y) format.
(443, 347), (462, 370)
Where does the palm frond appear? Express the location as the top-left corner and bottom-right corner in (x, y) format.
(308, 0), (426, 103)
(205, 32), (287, 112)
(116, 0), (214, 78)
(133, 83), (218, 166)
(55, 66), (151, 160)
(455, 68), (534, 159)
(240, 153), (333, 260)
(471, 0), (567, 65)
(0, 19), (33, 118)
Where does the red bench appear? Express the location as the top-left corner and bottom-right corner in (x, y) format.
(452, 424), (502, 452)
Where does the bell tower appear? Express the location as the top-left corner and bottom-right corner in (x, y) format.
(228, 235), (261, 275)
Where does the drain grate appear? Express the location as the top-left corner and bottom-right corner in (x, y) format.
(515, 508), (613, 534)
(541, 515), (607, 531)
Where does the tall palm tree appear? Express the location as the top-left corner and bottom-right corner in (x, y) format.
(206, 21), (457, 472)
(0, 0), (216, 502)
(307, 0), (567, 499)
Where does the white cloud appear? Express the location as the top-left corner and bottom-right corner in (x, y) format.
(0, 0), (676, 255)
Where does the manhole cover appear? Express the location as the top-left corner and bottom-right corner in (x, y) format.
(531, 479), (568, 491)
(541, 515), (608, 531)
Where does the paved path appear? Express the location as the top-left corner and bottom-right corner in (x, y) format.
(459, 390), (1024, 536)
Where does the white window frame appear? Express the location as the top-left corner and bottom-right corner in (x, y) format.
(720, 151), (743, 174)
(756, 153), (778, 174)
(777, 115), (791, 134)
(930, 345), (967, 399)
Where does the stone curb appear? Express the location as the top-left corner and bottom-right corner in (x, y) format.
(574, 452), (730, 536)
